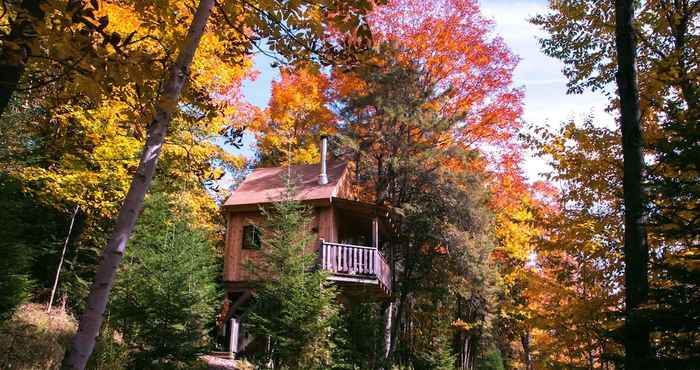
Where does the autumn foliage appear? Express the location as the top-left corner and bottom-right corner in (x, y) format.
(1, 0), (696, 367)
(369, 0), (522, 145)
(251, 67), (336, 165)
(248, 0), (542, 368)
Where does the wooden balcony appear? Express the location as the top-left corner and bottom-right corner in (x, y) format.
(319, 240), (392, 298)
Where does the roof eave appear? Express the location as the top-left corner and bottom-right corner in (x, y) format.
(223, 197), (333, 213)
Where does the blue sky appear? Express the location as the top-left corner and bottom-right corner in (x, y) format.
(235, 0), (616, 181)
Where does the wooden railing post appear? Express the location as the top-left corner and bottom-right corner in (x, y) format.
(374, 249), (379, 280)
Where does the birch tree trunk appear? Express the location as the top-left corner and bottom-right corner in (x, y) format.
(47, 205), (80, 313)
(60, 0), (216, 367)
(382, 301), (393, 362)
(614, 0), (651, 368)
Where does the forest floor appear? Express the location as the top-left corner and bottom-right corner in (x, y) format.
(0, 304), (77, 370)
(1, 304), (246, 370)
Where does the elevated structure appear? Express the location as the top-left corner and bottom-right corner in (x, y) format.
(219, 146), (393, 355)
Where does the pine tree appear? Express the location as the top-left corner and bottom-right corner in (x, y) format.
(0, 174), (66, 321)
(108, 193), (220, 369)
(245, 186), (339, 370)
(0, 239), (33, 321)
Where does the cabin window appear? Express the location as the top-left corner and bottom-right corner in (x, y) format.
(242, 225), (261, 250)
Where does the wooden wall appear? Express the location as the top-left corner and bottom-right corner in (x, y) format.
(317, 206), (337, 244)
(223, 211), (262, 282)
(224, 205), (337, 283)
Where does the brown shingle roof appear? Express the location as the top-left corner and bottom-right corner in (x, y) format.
(223, 161), (350, 208)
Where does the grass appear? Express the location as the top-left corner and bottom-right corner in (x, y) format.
(0, 303), (77, 370)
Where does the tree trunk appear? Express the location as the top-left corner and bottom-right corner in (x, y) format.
(614, 0), (651, 368)
(382, 301), (393, 362)
(387, 269), (410, 367)
(47, 205), (80, 313)
(0, 0), (46, 117)
(60, 0), (215, 368)
(462, 335), (470, 370)
(521, 330), (532, 370)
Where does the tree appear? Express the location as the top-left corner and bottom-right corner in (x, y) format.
(531, 0), (699, 116)
(0, 0), (141, 116)
(337, 55), (499, 370)
(0, 0), (253, 310)
(614, 1), (652, 366)
(252, 0), (524, 165)
(531, 0), (700, 365)
(366, 0), (523, 147)
(524, 105), (699, 366)
(646, 109), (700, 365)
(60, 1), (217, 367)
(245, 0), (530, 367)
(109, 193), (219, 369)
(61, 0), (378, 367)
(524, 119), (625, 368)
(245, 189), (339, 370)
(0, 0), (46, 115)
(0, 173), (69, 321)
(250, 66), (336, 166)
(0, 240), (34, 321)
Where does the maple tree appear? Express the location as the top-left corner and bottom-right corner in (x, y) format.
(0, 0), (165, 116)
(250, 66), (336, 165)
(247, 1), (536, 368)
(523, 119), (625, 368)
(367, 0), (522, 148)
(490, 173), (543, 369)
(0, 0), (254, 230)
(524, 112), (699, 367)
(253, 0), (524, 165)
(532, 0), (700, 366)
(0, 0), (44, 115)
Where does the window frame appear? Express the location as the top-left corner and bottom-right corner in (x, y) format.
(241, 224), (262, 250)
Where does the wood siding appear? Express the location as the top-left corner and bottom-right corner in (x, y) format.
(224, 211), (264, 282)
(224, 207), (325, 282)
(317, 206), (337, 243)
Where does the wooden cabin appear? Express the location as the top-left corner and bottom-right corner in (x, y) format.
(218, 139), (392, 354)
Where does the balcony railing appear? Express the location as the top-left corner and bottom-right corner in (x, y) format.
(319, 240), (391, 294)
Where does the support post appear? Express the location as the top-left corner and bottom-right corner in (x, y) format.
(229, 317), (239, 357)
(372, 218), (379, 249)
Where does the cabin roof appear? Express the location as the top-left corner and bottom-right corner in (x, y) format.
(223, 161), (350, 209)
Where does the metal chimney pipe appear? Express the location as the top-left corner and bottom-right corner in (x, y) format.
(319, 136), (328, 185)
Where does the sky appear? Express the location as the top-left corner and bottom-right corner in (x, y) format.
(235, 0), (616, 181)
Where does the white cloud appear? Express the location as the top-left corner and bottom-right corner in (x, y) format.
(480, 0), (616, 181)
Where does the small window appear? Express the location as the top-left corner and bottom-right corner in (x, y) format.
(242, 225), (261, 250)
